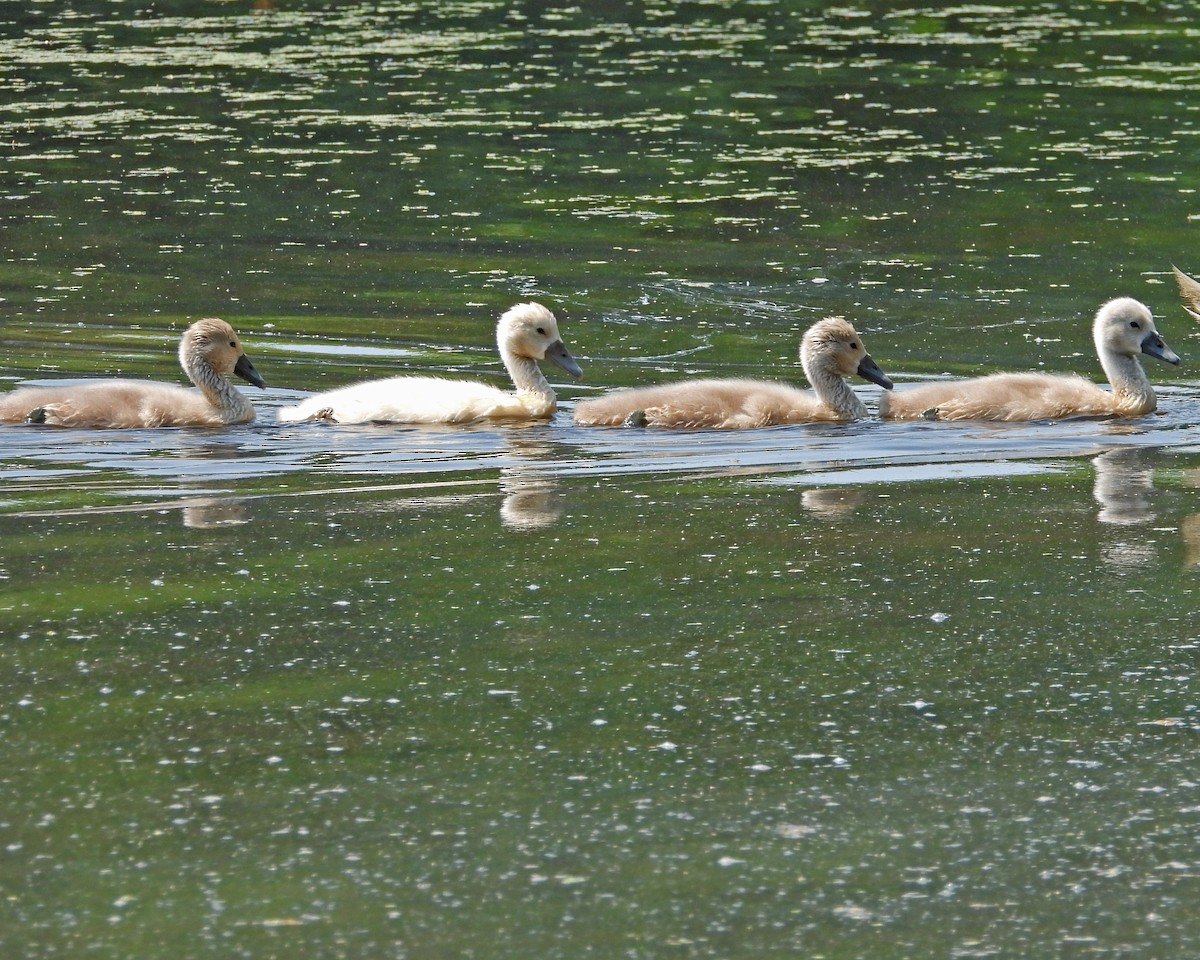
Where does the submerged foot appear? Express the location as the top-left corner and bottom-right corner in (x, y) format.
(24, 407), (47, 425)
(622, 409), (648, 428)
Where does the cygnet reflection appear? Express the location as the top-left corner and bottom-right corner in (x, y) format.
(801, 487), (866, 519)
(1092, 448), (1159, 573)
(499, 468), (566, 531)
(1093, 448), (1156, 526)
(1100, 538), (1158, 573)
(182, 497), (252, 529)
(1180, 515), (1200, 571)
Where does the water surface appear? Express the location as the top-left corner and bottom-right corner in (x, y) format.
(3, 2), (1200, 958)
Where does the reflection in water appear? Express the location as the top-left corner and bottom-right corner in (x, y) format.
(499, 430), (567, 530)
(1180, 515), (1200, 571)
(1093, 448), (1157, 526)
(1100, 537), (1157, 573)
(173, 438), (261, 462)
(499, 474), (566, 530)
(800, 487), (865, 519)
(181, 496), (251, 528)
(1092, 448), (1158, 573)
(1176, 466), (1200, 572)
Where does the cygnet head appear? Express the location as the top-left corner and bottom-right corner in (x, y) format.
(800, 317), (893, 389)
(1094, 297), (1180, 366)
(180, 317), (266, 387)
(498, 302), (582, 377)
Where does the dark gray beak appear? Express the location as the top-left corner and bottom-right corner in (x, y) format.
(1141, 332), (1181, 366)
(856, 353), (893, 389)
(234, 353), (267, 388)
(545, 340), (583, 378)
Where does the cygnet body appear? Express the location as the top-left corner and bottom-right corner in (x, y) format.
(879, 297), (1179, 422)
(1173, 265), (1200, 321)
(277, 302), (582, 424)
(572, 317), (892, 429)
(0, 317), (265, 428)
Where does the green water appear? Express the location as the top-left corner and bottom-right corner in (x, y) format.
(3, 2), (1200, 958)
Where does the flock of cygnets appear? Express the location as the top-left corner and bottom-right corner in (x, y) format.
(2, 270), (1197, 431)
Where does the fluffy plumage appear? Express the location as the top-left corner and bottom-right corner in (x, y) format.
(0, 317), (265, 428)
(1173, 265), (1200, 321)
(879, 297), (1179, 422)
(277, 302), (582, 425)
(572, 317), (892, 429)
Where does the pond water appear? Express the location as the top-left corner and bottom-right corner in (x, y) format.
(4, 2), (1200, 958)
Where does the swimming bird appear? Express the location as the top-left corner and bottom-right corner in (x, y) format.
(0, 317), (265, 428)
(277, 302), (582, 424)
(879, 297), (1179, 422)
(1172, 265), (1200, 321)
(571, 316), (892, 429)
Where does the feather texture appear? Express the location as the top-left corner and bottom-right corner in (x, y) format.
(278, 303), (581, 425)
(572, 317), (892, 429)
(0, 317), (264, 428)
(879, 298), (1179, 422)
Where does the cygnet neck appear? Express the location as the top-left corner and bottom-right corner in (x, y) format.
(1095, 339), (1155, 413)
(184, 353), (254, 422)
(505, 349), (554, 403)
(804, 356), (868, 418)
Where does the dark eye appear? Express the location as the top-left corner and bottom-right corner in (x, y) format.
(536, 327), (547, 336)
(849, 341), (858, 349)
(1129, 321), (1140, 329)
(229, 340), (237, 348)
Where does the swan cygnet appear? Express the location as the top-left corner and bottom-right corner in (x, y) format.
(879, 297), (1180, 422)
(0, 317), (266, 428)
(277, 302), (583, 425)
(1173, 265), (1200, 321)
(571, 317), (893, 429)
